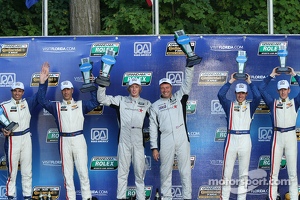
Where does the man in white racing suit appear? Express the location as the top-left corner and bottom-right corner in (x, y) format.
(37, 62), (98, 200)
(0, 64), (49, 199)
(149, 64), (194, 200)
(1, 79), (41, 200)
(259, 67), (300, 200)
(217, 73), (261, 200)
(97, 77), (151, 200)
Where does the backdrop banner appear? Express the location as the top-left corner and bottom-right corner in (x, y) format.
(0, 35), (299, 199)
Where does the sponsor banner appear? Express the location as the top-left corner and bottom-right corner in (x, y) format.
(166, 71), (184, 86)
(291, 71), (300, 85)
(0, 35), (299, 199)
(211, 100), (225, 114)
(198, 71), (228, 86)
(0, 43), (28, 57)
(0, 73), (16, 87)
(91, 128), (109, 143)
(171, 185), (183, 199)
(215, 127), (227, 142)
(297, 128), (300, 141)
(187, 100), (197, 114)
(173, 155), (196, 170)
(42, 160), (61, 167)
(188, 131), (200, 138)
(198, 185), (221, 199)
(258, 41), (288, 55)
(122, 72), (152, 86)
(258, 155), (286, 170)
(90, 156), (118, 170)
(0, 185), (7, 200)
(258, 127), (272, 142)
(30, 72), (60, 87)
(32, 186), (60, 200)
(126, 186), (152, 199)
(90, 42), (120, 56)
(134, 42), (152, 56)
(255, 100), (270, 114)
(46, 128), (59, 143)
(165, 41), (196, 56)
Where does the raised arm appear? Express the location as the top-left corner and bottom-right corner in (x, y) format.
(217, 73), (236, 115)
(289, 67), (300, 110)
(174, 65), (195, 100)
(258, 67), (278, 108)
(82, 90), (100, 114)
(37, 62), (56, 114)
(27, 62), (50, 112)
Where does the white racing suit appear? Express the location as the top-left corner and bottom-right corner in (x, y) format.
(149, 67), (194, 200)
(38, 81), (99, 200)
(97, 86), (151, 200)
(259, 75), (300, 200)
(218, 82), (261, 200)
(1, 95), (39, 199)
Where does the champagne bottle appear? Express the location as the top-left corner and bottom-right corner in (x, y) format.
(276, 188), (281, 200)
(39, 188), (43, 200)
(154, 188), (160, 200)
(47, 188), (52, 200)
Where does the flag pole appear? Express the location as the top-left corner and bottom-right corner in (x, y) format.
(151, 0), (154, 34)
(42, 0), (48, 36)
(154, 0), (159, 35)
(267, 0), (273, 34)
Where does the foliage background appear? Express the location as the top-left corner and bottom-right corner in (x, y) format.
(0, 0), (300, 36)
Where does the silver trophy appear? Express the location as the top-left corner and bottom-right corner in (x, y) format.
(95, 49), (116, 87)
(0, 107), (19, 133)
(276, 44), (290, 73)
(174, 30), (202, 67)
(234, 50), (248, 80)
(79, 57), (97, 93)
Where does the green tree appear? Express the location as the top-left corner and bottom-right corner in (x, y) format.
(209, 0), (300, 34)
(0, 0), (69, 36)
(99, 0), (214, 34)
(1, 0), (300, 36)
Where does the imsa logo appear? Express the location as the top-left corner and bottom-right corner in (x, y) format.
(0, 73), (16, 87)
(258, 127), (272, 142)
(134, 42), (151, 56)
(166, 71), (183, 86)
(211, 100), (225, 114)
(0, 186), (6, 199)
(172, 186), (183, 199)
(91, 128), (109, 143)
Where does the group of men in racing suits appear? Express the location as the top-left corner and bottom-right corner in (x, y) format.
(0, 62), (99, 200)
(1, 56), (300, 200)
(0, 57), (195, 200)
(218, 66), (300, 200)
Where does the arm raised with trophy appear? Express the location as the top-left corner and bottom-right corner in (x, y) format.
(148, 29), (202, 200)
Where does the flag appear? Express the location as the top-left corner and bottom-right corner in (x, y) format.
(146, 0), (153, 7)
(26, 0), (39, 8)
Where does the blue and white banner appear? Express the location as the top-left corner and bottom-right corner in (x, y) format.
(0, 35), (299, 199)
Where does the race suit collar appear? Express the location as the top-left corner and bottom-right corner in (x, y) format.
(234, 100), (247, 105)
(62, 98), (75, 105)
(279, 97), (290, 103)
(129, 95), (140, 101)
(160, 94), (173, 100)
(11, 98), (23, 105)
